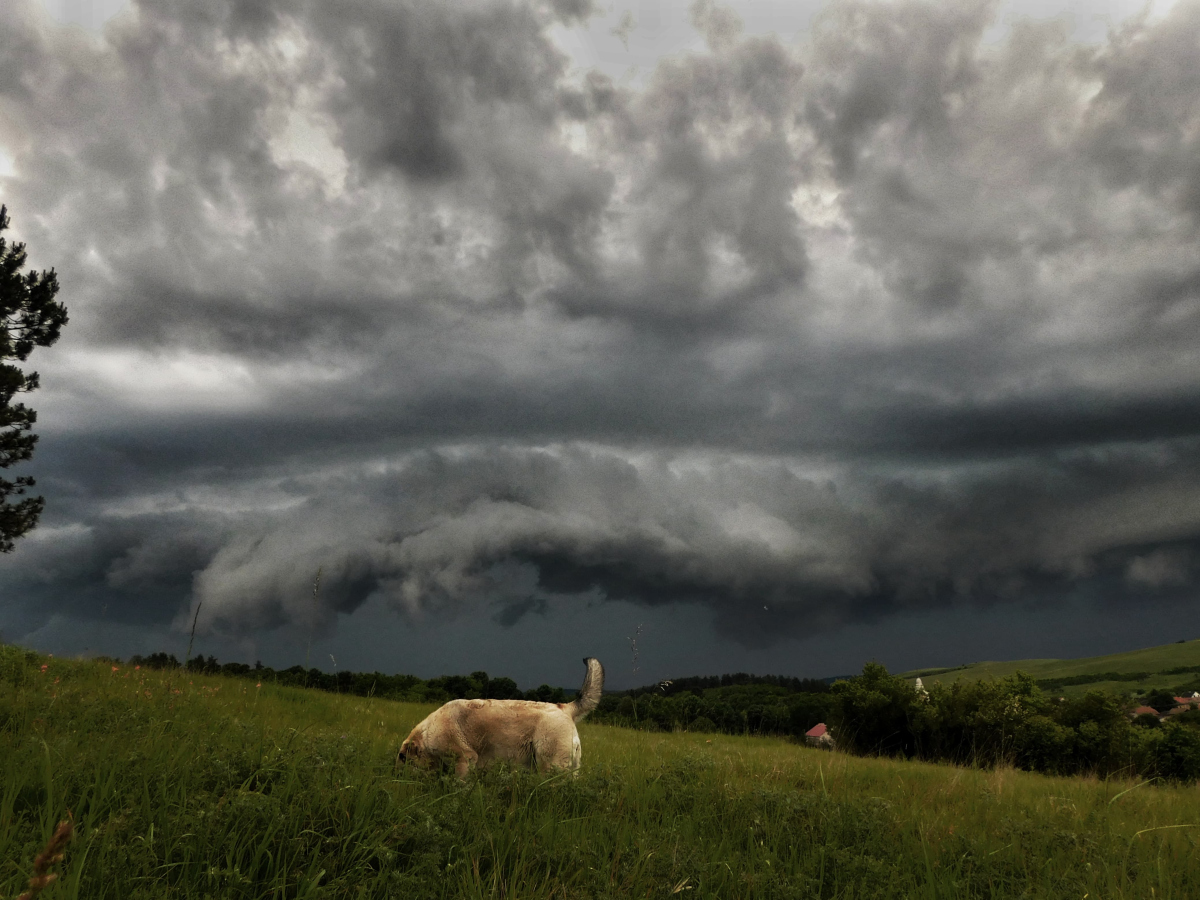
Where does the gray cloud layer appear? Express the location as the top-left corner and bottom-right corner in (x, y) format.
(3, 0), (1200, 655)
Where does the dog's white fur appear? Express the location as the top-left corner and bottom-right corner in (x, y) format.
(397, 657), (604, 777)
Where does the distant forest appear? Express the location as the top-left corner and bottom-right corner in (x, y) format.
(124, 652), (835, 739)
(590, 673), (834, 738)
(127, 652), (563, 704)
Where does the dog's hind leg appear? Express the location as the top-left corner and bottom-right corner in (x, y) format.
(534, 733), (579, 772)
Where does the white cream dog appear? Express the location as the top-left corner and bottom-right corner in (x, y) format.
(397, 657), (604, 777)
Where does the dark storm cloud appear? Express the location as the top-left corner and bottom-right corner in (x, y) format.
(3, 0), (1200, 649)
(9, 438), (1200, 646)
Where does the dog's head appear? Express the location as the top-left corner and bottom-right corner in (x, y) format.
(396, 733), (424, 767)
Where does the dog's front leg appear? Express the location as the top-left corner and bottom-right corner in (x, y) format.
(454, 749), (478, 779)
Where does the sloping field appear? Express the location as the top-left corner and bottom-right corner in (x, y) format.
(3, 646), (1200, 898)
(903, 638), (1200, 690)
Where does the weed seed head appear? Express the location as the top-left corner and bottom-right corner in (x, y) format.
(18, 817), (73, 900)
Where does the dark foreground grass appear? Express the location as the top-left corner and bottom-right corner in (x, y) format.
(3, 647), (1200, 898)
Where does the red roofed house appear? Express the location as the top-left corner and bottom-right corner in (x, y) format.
(1130, 706), (1159, 718)
(1159, 694), (1200, 718)
(805, 723), (834, 749)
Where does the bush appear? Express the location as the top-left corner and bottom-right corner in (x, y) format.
(1145, 689), (1179, 713)
(1156, 723), (1200, 781)
(128, 652), (180, 670)
(0, 643), (37, 688)
(1170, 709), (1200, 728)
(525, 684), (567, 703)
(485, 676), (522, 699)
(828, 663), (925, 757)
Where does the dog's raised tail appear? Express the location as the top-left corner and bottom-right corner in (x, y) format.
(567, 657), (604, 721)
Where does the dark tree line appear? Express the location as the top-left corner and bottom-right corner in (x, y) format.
(590, 674), (834, 739)
(624, 672), (833, 698)
(126, 652), (570, 705)
(829, 663), (1200, 782)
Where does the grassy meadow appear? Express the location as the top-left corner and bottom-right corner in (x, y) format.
(4, 646), (1200, 898)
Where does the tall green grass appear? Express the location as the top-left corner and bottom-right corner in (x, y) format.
(3, 645), (1200, 898)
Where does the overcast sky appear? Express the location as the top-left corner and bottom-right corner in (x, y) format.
(2, 0), (1198, 689)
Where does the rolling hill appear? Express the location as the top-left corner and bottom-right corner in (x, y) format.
(900, 638), (1200, 696)
(4, 643), (1200, 898)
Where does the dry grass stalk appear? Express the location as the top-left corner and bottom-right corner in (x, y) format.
(18, 817), (73, 900)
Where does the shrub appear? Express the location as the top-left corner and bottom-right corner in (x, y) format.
(829, 662), (924, 757)
(1156, 723), (1200, 781)
(0, 643), (37, 688)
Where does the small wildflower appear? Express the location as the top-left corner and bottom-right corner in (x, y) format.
(40, 664), (48, 672)
(111, 666), (119, 672)
(256, 682), (262, 688)
(135, 665), (140, 670)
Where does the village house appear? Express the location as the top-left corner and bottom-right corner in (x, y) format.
(805, 722), (834, 748)
(1128, 693), (1200, 721)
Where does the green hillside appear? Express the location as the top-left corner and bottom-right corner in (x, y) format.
(902, 638), (1200, 695)
(5, 644), (1200, 898)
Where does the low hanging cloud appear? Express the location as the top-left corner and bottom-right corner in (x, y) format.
(11, 439), (1200, 647)
(3, 0), (1200, 649)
